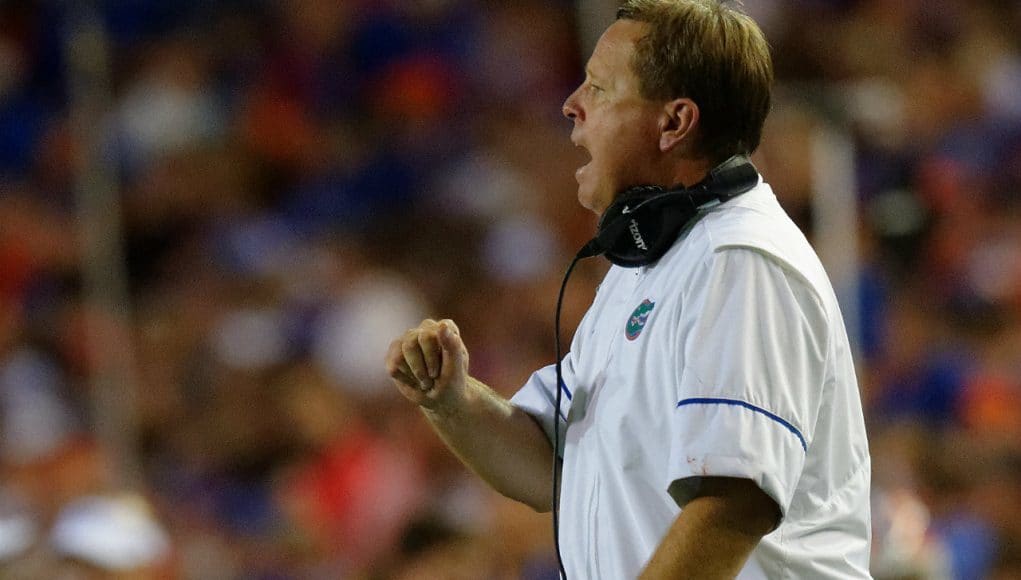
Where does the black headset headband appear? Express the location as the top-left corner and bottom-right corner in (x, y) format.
(583, 154), (759, 267)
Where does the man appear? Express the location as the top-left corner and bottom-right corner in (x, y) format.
(386, 1), (871, 578)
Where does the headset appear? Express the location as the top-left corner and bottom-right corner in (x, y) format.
(550, 154), (759, 579)
(581, 154), (760, 266)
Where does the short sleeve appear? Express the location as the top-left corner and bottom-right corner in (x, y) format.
(666, 247), (830, 519)
(510, 353), (576, 458)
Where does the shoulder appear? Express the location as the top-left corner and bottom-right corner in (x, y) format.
(686, 181), (833, 302)
(644, 180), (842, 330)
(698, 182), (807, 258)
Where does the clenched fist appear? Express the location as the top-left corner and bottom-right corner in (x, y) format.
(386, 319), (469, 410)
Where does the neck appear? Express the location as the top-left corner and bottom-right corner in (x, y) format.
(668, 157), (714, 189)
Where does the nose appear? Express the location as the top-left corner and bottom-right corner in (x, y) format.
(562, 87), (582, 121)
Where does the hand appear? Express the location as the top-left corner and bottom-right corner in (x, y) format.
(386, 319), (469, 410)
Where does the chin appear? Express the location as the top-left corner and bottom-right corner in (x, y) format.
(575, 186), (592, 210)
(577, 184), (611, 215)
(577, 191), (601, 214)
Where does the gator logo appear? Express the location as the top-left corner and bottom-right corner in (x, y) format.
(625, 299), (655, 341)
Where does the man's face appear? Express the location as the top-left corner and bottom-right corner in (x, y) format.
(563, 20), (664, 214)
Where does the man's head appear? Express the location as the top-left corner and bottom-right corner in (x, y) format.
(563, 0), (772, 214)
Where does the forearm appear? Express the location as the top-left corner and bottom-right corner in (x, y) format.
(423, 376), (554, 511)
(640, 478), (776, 579)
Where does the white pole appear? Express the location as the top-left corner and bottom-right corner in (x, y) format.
(66, 6), (142, 490)
(811, 124), (862, 361)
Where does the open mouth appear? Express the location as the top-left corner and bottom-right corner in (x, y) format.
(574, 146), (592, 182)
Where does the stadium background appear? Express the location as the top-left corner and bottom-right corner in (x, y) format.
(1, 0), (1021, 578)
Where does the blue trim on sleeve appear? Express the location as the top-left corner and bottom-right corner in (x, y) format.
(558, 378), (572, 400)
(676, 397), (807, 451)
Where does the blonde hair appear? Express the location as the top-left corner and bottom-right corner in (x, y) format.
(617, 0), (773, 162)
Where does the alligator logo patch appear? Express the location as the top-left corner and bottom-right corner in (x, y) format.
(625, 299), (655, 341)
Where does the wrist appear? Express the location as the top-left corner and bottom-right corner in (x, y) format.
(421, 399), (459, 420)
(420, 376), (472, 418)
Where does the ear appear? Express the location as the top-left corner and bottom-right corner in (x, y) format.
(658, 98), (699, 153)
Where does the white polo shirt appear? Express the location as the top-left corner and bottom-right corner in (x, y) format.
(511, 181), (872, 579)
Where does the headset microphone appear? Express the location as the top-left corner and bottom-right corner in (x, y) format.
(550, 154), (759, 579)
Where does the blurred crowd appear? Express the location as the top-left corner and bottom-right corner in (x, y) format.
(1, 0), (1020, 578)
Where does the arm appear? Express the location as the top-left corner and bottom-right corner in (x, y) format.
(421, 375), (555, 512)
(640, 477), (779, 579)
(386, 319), (554, 512)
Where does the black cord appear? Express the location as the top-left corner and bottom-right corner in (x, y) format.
(552, 241), (601, 580)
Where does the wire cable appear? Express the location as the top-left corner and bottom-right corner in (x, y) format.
(551, 241), (601, 580)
